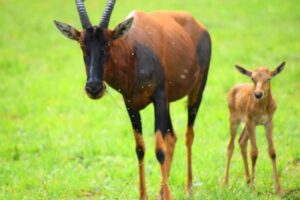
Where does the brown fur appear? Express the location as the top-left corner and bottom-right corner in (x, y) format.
(103, 12), (209, 199)
(58, 9), (210, 199)
(100, 11), (208, 111)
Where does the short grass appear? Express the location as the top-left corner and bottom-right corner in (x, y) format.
(0, 0), (300, 199)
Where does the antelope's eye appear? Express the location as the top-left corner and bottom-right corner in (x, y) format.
(104, 43), (109, 51)
(100, 48), (106, 55)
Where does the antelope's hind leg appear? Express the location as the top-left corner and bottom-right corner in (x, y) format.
(126, 105), (148, 200)
(184, 30), (211, 196)
(165, 112), (177, 178)
(185, 67), (209, 196)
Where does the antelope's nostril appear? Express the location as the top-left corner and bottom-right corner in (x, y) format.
(85, 82), (103, 98)
(254, 92), (263, 99)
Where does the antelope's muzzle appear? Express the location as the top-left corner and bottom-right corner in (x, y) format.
(85, 81), (105, 99)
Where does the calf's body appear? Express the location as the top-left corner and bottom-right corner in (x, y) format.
(224, 64), (285, 195)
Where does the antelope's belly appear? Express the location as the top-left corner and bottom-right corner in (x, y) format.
(166, 70), (199, 102)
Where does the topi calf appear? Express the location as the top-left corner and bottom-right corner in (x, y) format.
(223, 62), (286, 195)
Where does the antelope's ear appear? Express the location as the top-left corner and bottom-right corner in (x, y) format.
(112, 17), (134, 40)
(235, 65), (252, 77)
(272, 61), (285, 78)
(54, 20), (80, 41)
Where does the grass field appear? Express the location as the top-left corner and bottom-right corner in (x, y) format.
(0, 0), (300, 199)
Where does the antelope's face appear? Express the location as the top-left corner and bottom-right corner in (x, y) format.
(80, 28), (109, 99)
(54, 0), (133, 100)
(235, 62), (286, 100)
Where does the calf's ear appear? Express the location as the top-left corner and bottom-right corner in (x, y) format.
(272, 61), (285, 78)
(235, 65), (252, 77)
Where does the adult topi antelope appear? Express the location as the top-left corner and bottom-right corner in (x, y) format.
(224, 62), (285, 195)
(54, 0), (211, 199)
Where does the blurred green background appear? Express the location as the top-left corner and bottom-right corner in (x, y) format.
(0, 0), (299, 199)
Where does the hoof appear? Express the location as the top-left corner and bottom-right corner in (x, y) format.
(185, 184), (193, 198)
(158, 185), (172, 200)
(139, 194), (148, 200)
(222, 178), (229, 187)
(275, 186), (283, 196)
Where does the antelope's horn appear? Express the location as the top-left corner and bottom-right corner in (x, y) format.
(99, 0), (116, 28)
(76, 0), (92, 28)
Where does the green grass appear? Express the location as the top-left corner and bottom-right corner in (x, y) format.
(0, 0), (300, 199)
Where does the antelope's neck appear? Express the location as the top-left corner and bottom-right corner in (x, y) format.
(104, 39), (136, 97)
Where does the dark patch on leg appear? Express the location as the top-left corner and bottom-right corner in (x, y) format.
(188, 106), (200, 127)
(166, 112), (174, 136)
(156, 148), (165, 165)
(270, 153), (276, 160)
(136, 146), (145, 161)
(251, 154), (258, 164)
(153, 90), (168, 138)
(126, 106), (142, 133)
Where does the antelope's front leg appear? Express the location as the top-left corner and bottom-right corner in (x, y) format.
(165, 112), (177, 177)
(154, 90), (172, 200)
(265, 121), (282, 195)
(126, 106), (148, 200)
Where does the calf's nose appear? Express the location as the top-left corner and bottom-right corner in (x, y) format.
(254, 92), (264, 99)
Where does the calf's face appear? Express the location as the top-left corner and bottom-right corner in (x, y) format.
(235, 62), (285, 100)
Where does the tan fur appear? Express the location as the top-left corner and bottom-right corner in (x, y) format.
(165, 133), (177, 178)
(224, 66), (284, 195)
(155, 131), (172, 200)
(134, 132), (147, 200)
(185, 127), (195, 196)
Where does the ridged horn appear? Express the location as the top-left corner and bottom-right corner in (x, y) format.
(76, 0), (92, 28)
(99, 0), (116, 28)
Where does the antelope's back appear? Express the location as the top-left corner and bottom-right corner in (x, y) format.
(126, 11), (209, 101)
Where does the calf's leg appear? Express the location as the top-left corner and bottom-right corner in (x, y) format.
(265, 121), (282, 195)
